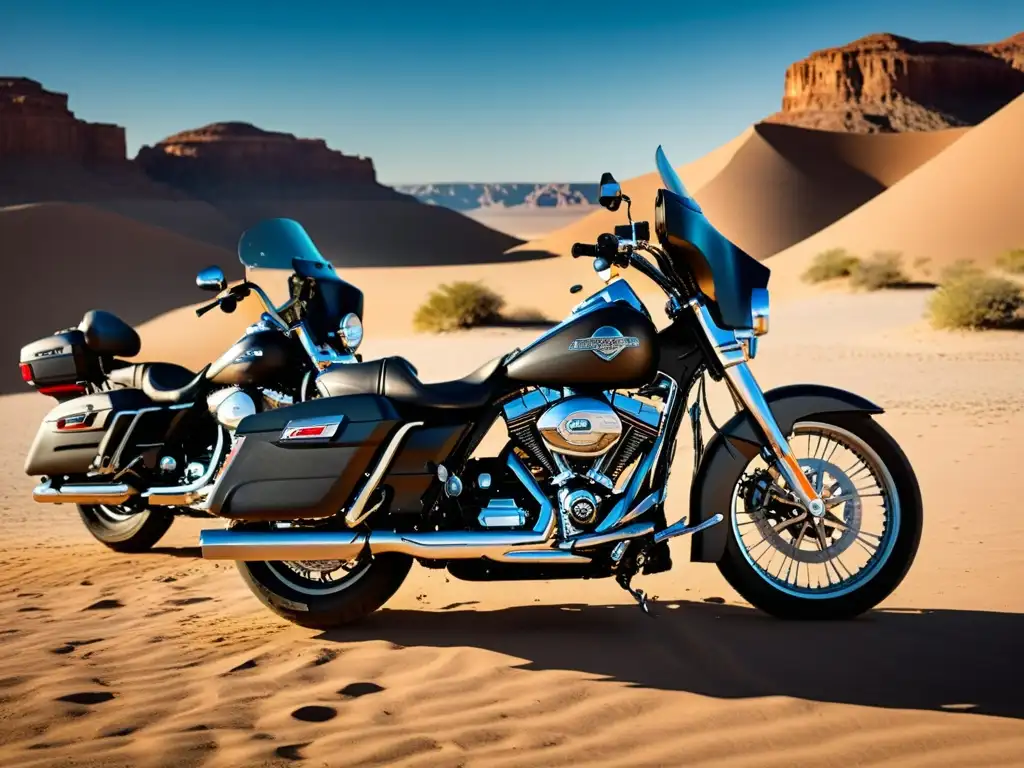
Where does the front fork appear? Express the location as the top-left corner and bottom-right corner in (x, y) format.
(723, 363), (825, 518)
(686, 299), (825, 519)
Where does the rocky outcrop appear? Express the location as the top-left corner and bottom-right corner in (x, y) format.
(765, 33), (1024, 132)
(395, 182), (598, 211)
(0, 77), (126, 162)
(135, 122), (379, 198)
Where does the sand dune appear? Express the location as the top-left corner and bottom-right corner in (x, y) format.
(0, 203), (237, 393)
(3, 290), (1023, 766)
(768, 94), (1024, 292)
(525, 124), (966, 260)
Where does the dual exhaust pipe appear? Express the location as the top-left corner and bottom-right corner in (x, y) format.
(32, 481), (210, 508)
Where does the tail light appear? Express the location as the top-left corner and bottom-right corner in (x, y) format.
(37, 383), (87, 397)
(19, 363), (33, 384)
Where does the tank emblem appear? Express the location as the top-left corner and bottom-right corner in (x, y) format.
(233, 348), (264, 363)
(568, 326), (640, 361)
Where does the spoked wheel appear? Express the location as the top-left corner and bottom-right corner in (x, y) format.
(77, 504), (174, 553)
(236, 533), (412, 629)
(717, 414), (922, 619)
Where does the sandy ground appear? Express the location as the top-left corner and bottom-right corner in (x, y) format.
(1, 289), (1022, 766)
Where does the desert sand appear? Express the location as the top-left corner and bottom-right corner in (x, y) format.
(767, 94), (1024, 291)
(2, 289), (1023, 767)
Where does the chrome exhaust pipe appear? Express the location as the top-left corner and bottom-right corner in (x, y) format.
(199, 527), (593, 563)
(33, 481), (137, 506)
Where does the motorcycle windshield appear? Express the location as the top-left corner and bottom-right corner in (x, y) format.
(653, 146), (770, 330)
(237, 218), (332, 271)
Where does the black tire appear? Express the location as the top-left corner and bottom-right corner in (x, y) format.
(237, 554), (413, 630)
(77, 505), (174, 553)
(717, 413), (922, 620)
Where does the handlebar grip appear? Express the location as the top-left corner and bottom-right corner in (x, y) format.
(196, 300), (219, 318)
(572, 242), (597, 258)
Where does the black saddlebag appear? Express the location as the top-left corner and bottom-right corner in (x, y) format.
(207, 394), (403, 521)
(25, 389), (154, 477)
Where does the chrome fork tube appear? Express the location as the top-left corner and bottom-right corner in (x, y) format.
(723, 362), (825, 517)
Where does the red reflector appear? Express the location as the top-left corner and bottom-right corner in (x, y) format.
(38, 383), (87, 397)
(20, 363), (33, 383)
(287, 425), (327, 439)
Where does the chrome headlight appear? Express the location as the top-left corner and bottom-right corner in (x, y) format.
(751, 288), (770, 336)
(339, 313), (363, 350)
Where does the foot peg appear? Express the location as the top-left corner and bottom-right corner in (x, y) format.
(653, 513), (724, 544)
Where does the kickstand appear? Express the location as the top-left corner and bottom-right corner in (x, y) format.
(616, 571), (655, 617)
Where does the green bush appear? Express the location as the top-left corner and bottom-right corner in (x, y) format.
(802, 248), (860, 283)
(413, 281), (506, 332)
(996, 248), (1024, 274)
(849, 251), (908, 291)
(927, 272), (1024, 330)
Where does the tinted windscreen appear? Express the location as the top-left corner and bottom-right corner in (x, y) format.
(237, 218), (332, 270)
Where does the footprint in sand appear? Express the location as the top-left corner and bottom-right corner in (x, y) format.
(56, 691), (116, 705)
(309, 648), (341, 667)
(17, 592), (44, 598)
(17, 606), (47, 613)
(703, 596), (726, 604)
(167, 596), (214, 606)
(440, 601), (480, 610)
(275, 743), (311, 761)
(84, 599), (123, 611)
(51, 638), (104, 655)
(101, 726), (138, 738)
(225, 658), (259, 675)
(338, 682), (385, 699)
(291, 706), (337, 723)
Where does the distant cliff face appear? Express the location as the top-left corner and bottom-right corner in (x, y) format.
(0, 77), (126, 162)
(765, 33), (1024, 132)
(135, 122), (381, 198)
(395, 182), (598, 211)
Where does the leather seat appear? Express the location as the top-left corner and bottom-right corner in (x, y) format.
(108, 362), (211, 404)
(316, 355), (505, 409)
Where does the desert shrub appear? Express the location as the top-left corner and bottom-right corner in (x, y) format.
(849, 251), (908, 291)
(413, 281), (505, 332)
(927, 272), (1024, 330)
(940, 259), (982, 282)
(996, 248), (1024, 274)
(802, 248), (860, 283)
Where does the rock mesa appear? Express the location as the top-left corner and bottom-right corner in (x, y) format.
(765, 33), (1024, 132)
(0, 77), (126, 162)
(135, 122), (378, 198)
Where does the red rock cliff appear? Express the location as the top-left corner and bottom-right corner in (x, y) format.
(765, 33), (1024, 132)
(135, 122), (378, 198)
(0, 77), (126, 162)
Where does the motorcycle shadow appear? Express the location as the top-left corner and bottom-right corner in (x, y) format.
(324, 599), (1024, 720)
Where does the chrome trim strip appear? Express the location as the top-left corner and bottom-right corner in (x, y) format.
(280, 415), (344, 441)
(566, 521), (655, 551)
(344, 421), (424, 527)
(617, 491), (659, 526)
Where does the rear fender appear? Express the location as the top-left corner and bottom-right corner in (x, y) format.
(688, 384), (883, 562)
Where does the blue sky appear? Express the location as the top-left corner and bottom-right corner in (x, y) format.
(2, 1), (1020, 183)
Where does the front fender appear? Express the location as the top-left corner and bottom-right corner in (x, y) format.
(688, 384), (883, 563)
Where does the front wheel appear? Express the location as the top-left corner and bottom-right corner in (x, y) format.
(78, 504), (174, 553)
(237, 551), (412, 630)
(717, 414), (922, 620)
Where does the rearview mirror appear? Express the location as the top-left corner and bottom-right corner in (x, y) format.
(598, 172), (622, 212)
(196, 266), (227, 292)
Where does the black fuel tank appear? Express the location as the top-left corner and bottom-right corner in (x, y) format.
(207, 330), (295, 387)
(505, 303), (658, 388)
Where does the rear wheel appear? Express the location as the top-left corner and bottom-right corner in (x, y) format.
(717, 414), (922, 620)
(77, 504), (174, 553)
(237, 551), (412, 630)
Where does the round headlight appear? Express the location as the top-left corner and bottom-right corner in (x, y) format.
(751, 288), (770, 337)
(339, 313), (363, 350)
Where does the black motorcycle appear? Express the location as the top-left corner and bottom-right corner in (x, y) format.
(21, 219), (366, 551)
(193, 147), (923, 625)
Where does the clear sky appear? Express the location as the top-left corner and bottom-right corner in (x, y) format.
(2, 0), (1020, 184)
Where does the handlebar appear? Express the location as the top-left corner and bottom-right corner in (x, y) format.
(571, 222), (682, 301)
(571, 242), (597, 258)
(194, 281), (290, 331)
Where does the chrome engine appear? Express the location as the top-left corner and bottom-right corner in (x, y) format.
(501, 387), (663, 533)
